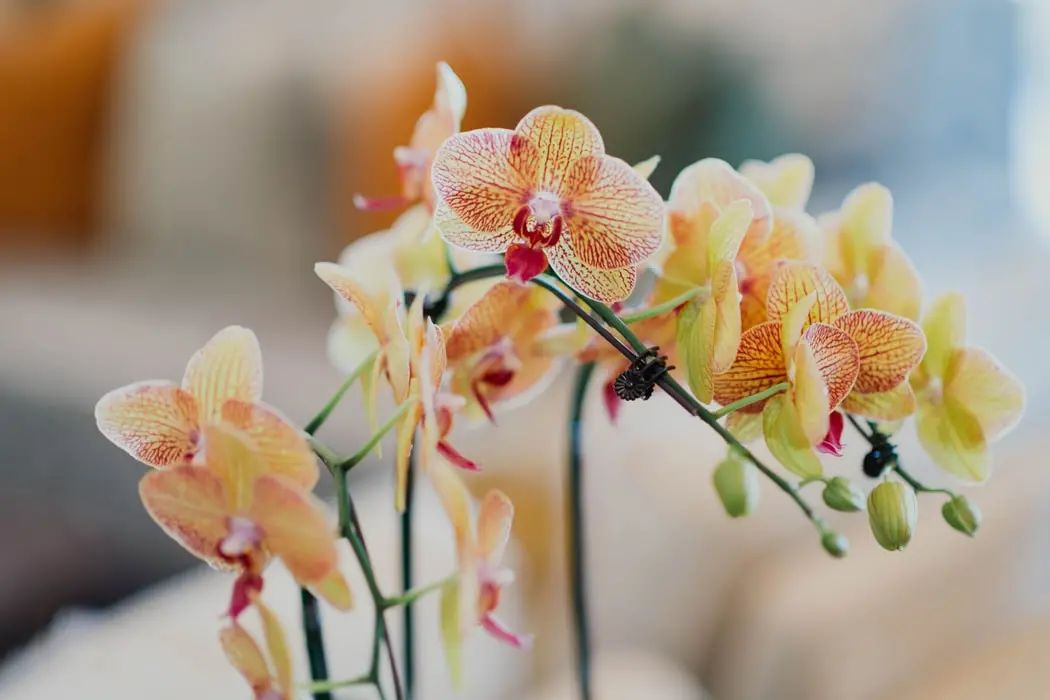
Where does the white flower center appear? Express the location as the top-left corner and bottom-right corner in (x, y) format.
(528, 192), (561, 224)
(219, 517), (262, 557)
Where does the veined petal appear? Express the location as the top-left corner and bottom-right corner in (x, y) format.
(431, 128), (532, 247)
(255, 598), (293, 695)
(921, 292), (966, 379)
(139, 466), (231, 568)
(182, 326), (263, 424)
(738, 208), (819, 329)
(514, 106), (604, 192)
(802, 323), (860, 409)
(249, 476), (339, 585)
(545, 244), (637, 302)
(780, 292), (817, 363)
(862, 244), (922, 321)
(446, 282), (529, 362)
(221, 400), (319, 491)
(708, 199), (752, 271)
(917, 397), (988, 481)
(739, 153), (814, 211)
(944, 348), (1024, 441)
(833, 309), (925, 394)
(219, 625), (271, 693)
(839, 182), (893, 278)
(762, 395), (823, 478)
(477, 490), (513, 564)
(842, 382), (917, 421)
(766, 262), (849, 327)
(791, 339), (831, 445)
(562, 155), (665, 270)
(95, 381), (199, 468)
(712, 322), (787, 408)
(315, 262), (391, 342)
(668, 158), (772, 242)
(201, 423), (268, 512)
(711, 261), (743, 373)
(677, 297), (717, 404)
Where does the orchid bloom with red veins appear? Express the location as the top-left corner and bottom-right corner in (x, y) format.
(139, 423), (351, 616)
(355, 62), (467, 212)
(444, 281), (561, 422)
(430, 106), (665, 302)
(220, 596), (294, 700)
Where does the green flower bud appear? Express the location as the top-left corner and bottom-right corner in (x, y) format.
(713, 454), (759, 518)
(867, 481), (918, 551)
(942, 494), (981, 536)
(822, 476), (865, 512)
(821, 531), (850, 558)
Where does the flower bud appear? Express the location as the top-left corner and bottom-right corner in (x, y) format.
(942, 494), (981, 537)
(867, 481), (918, 551)
(713, 454), (759, 518)
(821, 531), (850, 558)
(822, 476), (865, 512)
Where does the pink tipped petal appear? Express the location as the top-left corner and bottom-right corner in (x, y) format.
(438, 440), (480, 471)
(95, 381), (200, 468)
(514, 106), (604, 192)
(545, 244), (637, 302)
(561, 155), (664, 270)
(833, 309), (926, 394)
(816, 411), (845, 456)
(766, 263), (849, 327)
(505, 244), (549, 283)
(802, 323), (861, 409)
(481, 613), (533, 650)
(182, 326), (263, 423)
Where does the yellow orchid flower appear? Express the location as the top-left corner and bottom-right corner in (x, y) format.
(431, 106), (665, 302)
(739, 153), (815, 211)
(219, 596), (294, 700)
(138, 423), (352, 615)
(431, 466), (529, 685)
(95, 326), (317, 489)
(444, 281), (561, 422)
(821, 183), (923, 321)
(911, 293), (1024, 481)
(355, 62), (467, 212)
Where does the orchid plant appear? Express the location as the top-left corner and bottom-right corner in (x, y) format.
(95, 63), (1025, 700)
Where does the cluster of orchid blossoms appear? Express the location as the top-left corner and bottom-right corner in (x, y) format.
(94, 62), (1025, 699)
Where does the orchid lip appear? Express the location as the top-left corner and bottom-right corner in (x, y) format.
(220, 516), (263, 558)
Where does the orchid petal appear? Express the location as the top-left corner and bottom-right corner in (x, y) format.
(446, 282), (529, 362)
(255, 598), (292, 695)
(801, 322), (860, 409)
(780, 292), (817, 362)
(838, 183), (893, 279)
(676, 296), (716, 404)
(326, 314), (380, 376)
(220, 400), (318, 491)
(314, 262), (390, 342)
(791, 338), (831, 444)
(249, 476), (339, 586)
(139, 466), (231, 568)
(202, 423), (267, 512)
(514, 106), (604, 192)
(737, 207), (819, 328)
(863, 244), (922, 321)
(309, 566), (353, 611)
(395, 398), (423, 512)
(219, 625), (271, 692)
(842, 382), (917, 421)
(921, 292), (966, 379)
(544, 244), (637, 302)
(668, 158), (772, 243)
(762, 394), (823, 478)
(182, 326), (263, 423)
(477, 490), (513, 564)
(632, 155), (661, 180)
(766, 262), (849, 328)
(712, 321), (787, 409)
(739, 153), (814, 210)
(726, 410), (763, 443)
(917, 397), (988, 482)
(440, 579), (465, 688)
(944, 348), (1025, 441)
(833, 309), (925, 394)
(95, 381), (199, 468)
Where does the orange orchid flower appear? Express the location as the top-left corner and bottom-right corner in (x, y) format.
(821, 183), (923, 321)
(444, 280), (561, 422)
(219, 596), (293, 700)
(430, 106), (665, 302)
(95, 326), (318, 489)
(911, 293), (1024, 481)
(139, 423), (351, 615)
(355, 62), (467, 212)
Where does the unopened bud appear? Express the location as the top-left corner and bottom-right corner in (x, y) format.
(822, 476), (865, 512)
(821, 531), (850, 558)
(713, 454), (759, 518)
(942, 494), (981, 537)
(867, 481), (918, 551)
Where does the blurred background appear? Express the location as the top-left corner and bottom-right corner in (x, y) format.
(2, 0), (1049, 697)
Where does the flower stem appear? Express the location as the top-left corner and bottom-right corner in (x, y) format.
(568, 362), (596, 700)
(305, 350), (378, 435)
(619, 287), (702, 324)
(844, 414), (955, 496)
(400, 455), (416, 699)
(340, 397), (416, 471)
(712, 382), (790, 419)
(384, 575), (455, 608)
(299, 588), (332, 700)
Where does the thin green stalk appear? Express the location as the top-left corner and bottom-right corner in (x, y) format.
(300, 588), (332, 700)
(568, 362), (596, 700)
(845, 414), (954, 496)
(400, 454), (416, 699)
(619, 287), (703, 324)
(712, 382), (790, 419)
(384, 575), (454, 608)
(341, 398), (415, 471)
(305, 350), (378, 435)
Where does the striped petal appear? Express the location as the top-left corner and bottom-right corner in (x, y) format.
(738, 207), (819, 328)
(766, 262), (849, 327)
(545, 244), (637, 302)
(780, 292), (817, 363)
(182, 326), (263, 424)
(514, 106), (604, 192)
(561, 155), (665, 270)
(833, 310), (926, 394)
(677, 297), (717, 404)
(712, 321), (787, 408)
(842, 382), (917, 421)
(139, 465), (231, 568)
(95, 381), (199, 468)
(917, 397), (988, 481)
(791, 339), (831, 445)
(477, 490), (513, 564)
(944, 348), (1024, 441)
(739, 153), (814, 210)
(668, 158), (772, 243)
(249, 476), (339, 586)
(431, 128), (532, 249)
(921, 292), (966, 380)
(315, 262), (392, 342)
(762, 394), (822, 478)
(802, 322), (860, 409)
(862, 244), (922, 321)
(202, 423), (266, 512)
(446, 282), (529, 362)
(708, 199), (752, 371)
(219, 625), (271, 695)
(221, 400), (319, 491)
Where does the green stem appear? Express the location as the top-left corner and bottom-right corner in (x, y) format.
(384, 575), (455, 608)
(619, 287), (703, 324)
(305, 350), (378, 435)
(340, 398), (415, 471)
(844, 414), (955, 496)
(712, 382), (790, 419)
(299, 588), (332, 700)
(303, 674), (374, 693)
(568, 362), (596, 700)
(400, 454), (416, 700)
